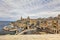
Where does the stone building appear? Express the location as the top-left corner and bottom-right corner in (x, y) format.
(3, 14), (60, 34)
(12, 14), (60, 31)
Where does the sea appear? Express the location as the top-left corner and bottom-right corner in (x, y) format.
(0, 21), (15, 35)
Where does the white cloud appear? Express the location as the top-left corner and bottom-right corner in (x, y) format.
(0, 0), (60, 21)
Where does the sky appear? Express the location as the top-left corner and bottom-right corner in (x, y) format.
(0, 0), (60, 21)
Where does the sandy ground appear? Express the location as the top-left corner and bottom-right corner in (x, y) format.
(0, 34), (60, 40)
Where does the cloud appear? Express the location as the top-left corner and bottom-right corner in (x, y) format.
(0, 0), (60, 21)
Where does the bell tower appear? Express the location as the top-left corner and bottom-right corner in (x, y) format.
(27, 16), (30, 20)
(21, 16), (23, 20)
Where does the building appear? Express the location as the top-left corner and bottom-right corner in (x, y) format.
(3, 14), (60, 34)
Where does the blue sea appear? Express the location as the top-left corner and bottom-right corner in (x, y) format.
(0, 21), (15, 35)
